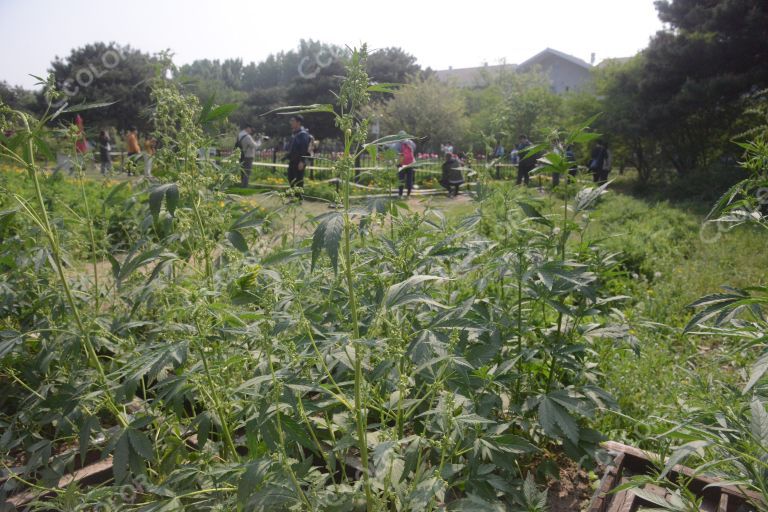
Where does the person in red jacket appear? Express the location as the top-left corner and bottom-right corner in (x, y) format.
(392, 131), (416, 198)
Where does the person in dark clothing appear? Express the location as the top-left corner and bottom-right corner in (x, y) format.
(98, 129), (112, 175)
(516, 134), (534, 186)
(565, 144), (578, 183)
(440, 152), (464, 197)
(284, 115), (311, 195)
(589, 141), (608, 183)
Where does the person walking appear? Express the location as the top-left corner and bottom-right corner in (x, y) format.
(600, 142), (612, 184)
(588, 140), (608, 183)
(143, 135), (156, 178)
(98, 129), (112, 175)
(284, 115), (311, 197)
(516, 134), (534, 186)
(236, 125), (259, 187)
(235, 124), (258, 187)
(393, 131), (417, 198)
(440, 152), (464, 197)
(125, 126), (141, 176)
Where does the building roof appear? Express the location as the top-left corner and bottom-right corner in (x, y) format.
(518, 48), (592, 70)
(435, 48), (594, 86)
(434, 63), (517, 87)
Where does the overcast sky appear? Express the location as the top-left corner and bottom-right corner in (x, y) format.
(0, 0), (664, 89)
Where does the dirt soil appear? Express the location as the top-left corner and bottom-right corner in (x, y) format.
(547, 457), (596, 512)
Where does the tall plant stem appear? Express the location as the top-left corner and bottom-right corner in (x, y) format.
(191, 196), (214, 288)
(190, 325), (238, 461)
(546, 313), (564, 393)
(515, 257), (524, 398)
(77, 171), (101, 312)
(19, 113), (126, 428)
(560, 185), (569, 261)
(344, 150), (372, 508)
(264, 331), (312, 509)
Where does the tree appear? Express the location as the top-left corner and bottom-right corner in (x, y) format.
(0, 81), (38, 114)
(283, 41), (349, 140)
(493, 73), (563, 144)
(366, 47), (423, 85)
(596, 58), (663, 183)
(47, 42), (158, 131)
(633, 0), (768, 174)
(378, 76), (468, 152)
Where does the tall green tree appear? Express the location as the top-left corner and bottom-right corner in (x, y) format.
(366, 47), (424, 85)
(47, 42), (158, 131)
(0, 81), (38, 114)
(634, 0), (768, 174)
(378, 76), (468, 152)
(596, 58), (663, 183)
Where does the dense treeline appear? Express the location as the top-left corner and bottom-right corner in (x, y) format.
(2, 0), (766, 193)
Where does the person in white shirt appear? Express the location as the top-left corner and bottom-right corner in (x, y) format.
(235, 125), (259, 187)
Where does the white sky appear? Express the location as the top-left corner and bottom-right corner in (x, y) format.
(0, 0), (663, 89)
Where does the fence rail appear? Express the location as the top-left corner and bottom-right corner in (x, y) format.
(70, 148), (522, 183)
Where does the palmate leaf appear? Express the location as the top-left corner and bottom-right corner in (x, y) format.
(383, 275), (446, 309)
(200, 103), (238, 124)
(683, 288), (764, 333)
(148, 183), (179, 220)
(227, 230), (248, 252)
(630, 488), (680, 509)
(744, 351), (768, 393)
(405, 476), (446, 511)
(706, 179), (750, 220)
(538, 395), (580, 444)
(363, 132), (416, 148)
(61, 101), (117, 113)
(566, 113), (602, 144)
(113, 430), (130, 484)
(311, 212), (344, 273)
(78, 415), (99, 466)
(447, 493), (506, 511)
(247, 483), (301, 511)
(128, 428), (154, 460)
(0, 330), (22, 359)
(573, 181), (611, 212)
(517, 201), (553, 227)
(660, 440), (709, 479)
(750, 398), (768, 446)
(521, 472), (548, 511)
(115, 247), (177, 285)
(238, 458), (274, 508)
(261, 103), (335, 117)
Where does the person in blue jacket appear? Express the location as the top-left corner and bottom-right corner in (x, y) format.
(284, 115), (311, 196)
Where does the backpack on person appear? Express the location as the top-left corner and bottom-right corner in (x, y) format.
(234, 133), (248, 162)
(400, 141), (415, 166)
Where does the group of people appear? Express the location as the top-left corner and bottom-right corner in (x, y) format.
(235, 121), (466, 200)
(514, 134), (612, 187)
(234, 122), (614, 200)
(382, 133), (466, 198)
(235, 114), (311, 193)
(96, 126), (156, 178)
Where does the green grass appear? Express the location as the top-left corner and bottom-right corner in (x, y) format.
(577, 188), (768, 438)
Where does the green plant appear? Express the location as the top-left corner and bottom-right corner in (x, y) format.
(616, 136), (768, 508)
(1, 49), (652, 512)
